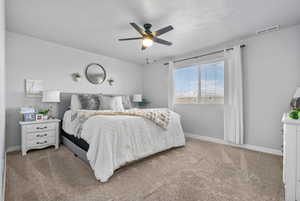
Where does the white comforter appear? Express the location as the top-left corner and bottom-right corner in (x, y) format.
(63, 109), (185, 182)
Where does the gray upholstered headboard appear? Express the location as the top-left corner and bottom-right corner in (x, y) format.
(57, 93), (76, 120)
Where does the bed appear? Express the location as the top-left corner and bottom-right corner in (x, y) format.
(58, 93), (186, 182)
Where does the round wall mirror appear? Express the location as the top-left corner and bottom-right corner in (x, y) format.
(85, 63), (106, 85)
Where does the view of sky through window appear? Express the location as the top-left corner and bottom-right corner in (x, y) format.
(174, 61), (224, 104)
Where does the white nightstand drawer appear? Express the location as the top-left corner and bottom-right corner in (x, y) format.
(28, 137), (55, 147)
(27, 131), (55, 141)
(25, 123), (56, 133)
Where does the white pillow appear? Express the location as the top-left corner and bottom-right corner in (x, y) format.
(111, 96), (125, 112)
(99, 95), (124, 112)
(122, 95), (133, 109)
(70, 95), (82, 110)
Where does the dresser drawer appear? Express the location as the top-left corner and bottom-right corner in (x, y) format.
(25, 123), (56, 133)
(28, 137), (55, 148)
(27, 131), (55, 141)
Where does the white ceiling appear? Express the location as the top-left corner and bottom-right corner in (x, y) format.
(6, 0), (300, 64)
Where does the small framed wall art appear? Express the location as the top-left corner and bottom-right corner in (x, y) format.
(25, 79), (43, 97)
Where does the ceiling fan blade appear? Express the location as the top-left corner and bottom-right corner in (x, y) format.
(154, 25), (174, 36)
(130, 23), (146, 36)
(118, 37), (143, 41)
(153, 37), (172, 46)
(141, 45), (147, 50)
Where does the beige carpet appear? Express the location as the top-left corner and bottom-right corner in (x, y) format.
(6, 138), (284, 201)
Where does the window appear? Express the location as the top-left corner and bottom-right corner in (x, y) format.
(174, 60), (224, 104)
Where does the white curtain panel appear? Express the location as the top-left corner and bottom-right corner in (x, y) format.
(224, 46), (244, 144)
(168, 61), (175, 110)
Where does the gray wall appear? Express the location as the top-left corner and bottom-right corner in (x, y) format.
(143, 24), (300, 150)
(243, 25), (300, 148)
(6, 32), (143, 149)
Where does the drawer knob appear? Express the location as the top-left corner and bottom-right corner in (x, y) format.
(37, 134), (47, 137)
(36, 140), (47, 145)
(36, 126), (47, 130)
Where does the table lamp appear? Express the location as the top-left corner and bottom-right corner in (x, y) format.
(42, 90), (60, 119)
(133, 94), (142, 103)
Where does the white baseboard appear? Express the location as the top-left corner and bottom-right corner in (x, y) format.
(185, 133), (283, 156)
(6, 145), (21, 153)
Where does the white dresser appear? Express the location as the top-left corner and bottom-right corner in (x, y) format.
(19, 119), (60, 156)
(282, 113), (300, 201)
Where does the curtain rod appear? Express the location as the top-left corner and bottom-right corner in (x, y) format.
(163, 44), (246, 66)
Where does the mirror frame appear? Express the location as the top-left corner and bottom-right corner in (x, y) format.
(85, 63), (107, 85)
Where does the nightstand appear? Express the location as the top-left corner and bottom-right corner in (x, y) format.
(19, 119), (61, 156)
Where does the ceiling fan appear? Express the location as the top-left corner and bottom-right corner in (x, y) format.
(118, 23), (174, 50)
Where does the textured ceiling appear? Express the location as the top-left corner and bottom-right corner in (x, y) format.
(6, 0), (300, 64)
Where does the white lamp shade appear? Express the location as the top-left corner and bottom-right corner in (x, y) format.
(133, 94), (142, 102)
(42, 90), (60, 102)
(294, 88), (300, 98)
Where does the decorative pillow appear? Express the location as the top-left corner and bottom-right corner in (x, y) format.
(99, 95), (124, 112)
(122, 95), (132, 109)
(78, 94), (100, 110)
(70, 95), (82, 110)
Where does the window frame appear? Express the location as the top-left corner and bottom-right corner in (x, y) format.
(174, 57), (225, 105)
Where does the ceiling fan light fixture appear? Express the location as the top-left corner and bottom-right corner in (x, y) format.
(118, 23), (173, 50)
(142, 37), (153, 47)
